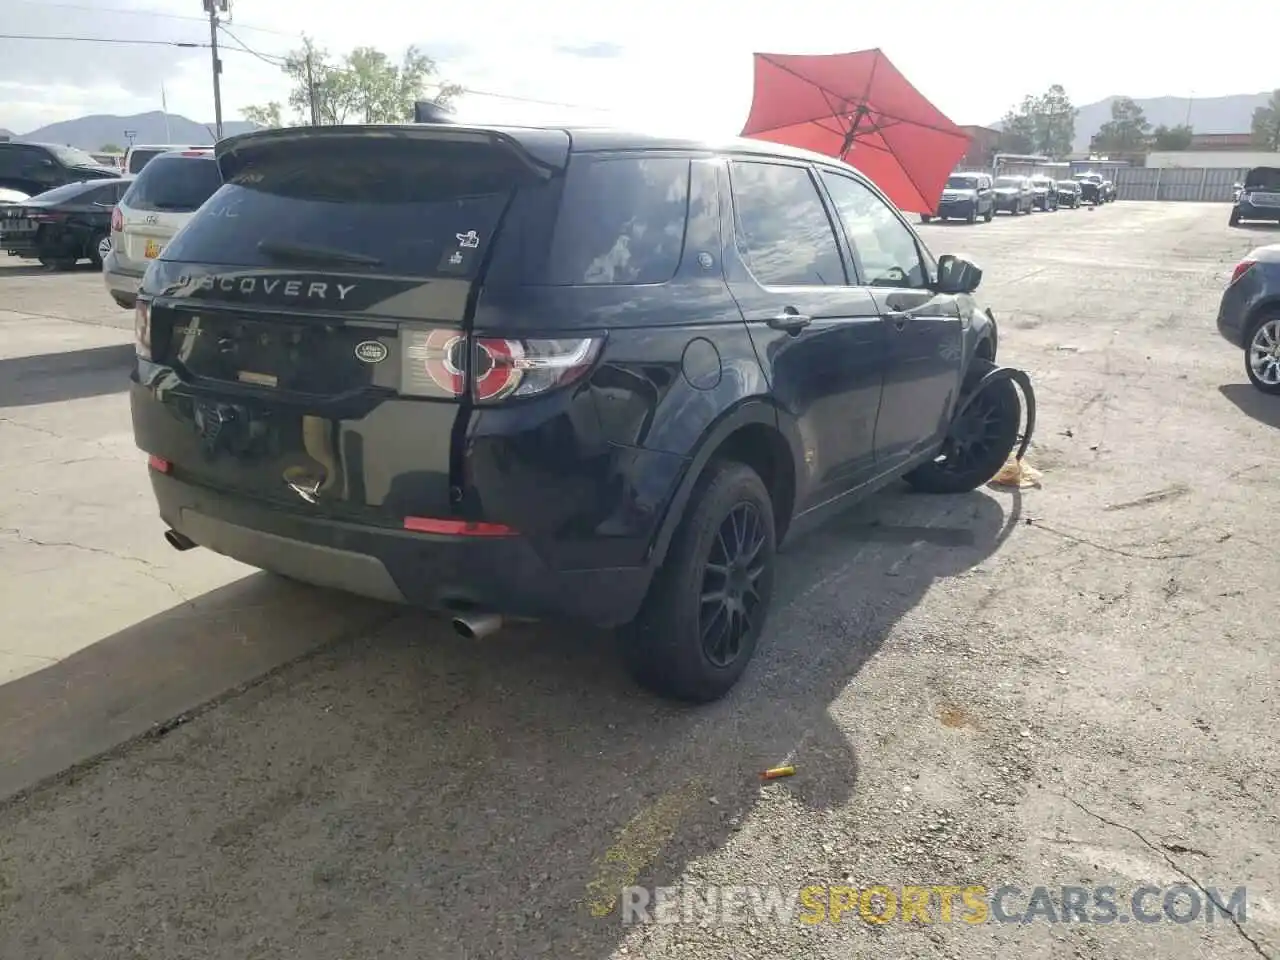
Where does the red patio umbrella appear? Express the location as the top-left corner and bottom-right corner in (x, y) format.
(740, 49), (971, 214)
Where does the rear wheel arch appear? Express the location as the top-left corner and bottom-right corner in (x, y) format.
(649, 401), (798, 568)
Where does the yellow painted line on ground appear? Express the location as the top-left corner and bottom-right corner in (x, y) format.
(583, 778), (707, 918)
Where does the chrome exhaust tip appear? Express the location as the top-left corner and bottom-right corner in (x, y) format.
(164, 529), (197, 552)
(451, 612), (503, 640)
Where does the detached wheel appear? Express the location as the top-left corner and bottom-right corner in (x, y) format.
(1245, 313), (1280, 395)
(623, 459), (776, 703)
(904, 359), (1021, 495)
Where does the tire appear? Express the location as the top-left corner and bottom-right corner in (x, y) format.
(1229, 212), (1241, 226)
(904, 359), (1022, 495)
(966, 209), (977, 224)
(1244, 313), (1280, 395)
(622, 459), (777, 703)
(90, 232), (110, 268)
(920, 214), (932, 223)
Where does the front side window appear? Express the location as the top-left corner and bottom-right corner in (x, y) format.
(729, 161), (845, 286)
(820, 172), (927, 289)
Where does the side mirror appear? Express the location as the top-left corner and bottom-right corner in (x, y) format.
(936, 253), (982, 295)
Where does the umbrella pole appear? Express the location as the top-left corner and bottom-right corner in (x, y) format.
(840, 105), (870, 160)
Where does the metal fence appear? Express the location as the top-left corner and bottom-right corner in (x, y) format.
(1112, 167), (1245, 202)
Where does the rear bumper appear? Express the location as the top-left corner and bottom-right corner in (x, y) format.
(103, 251), (144, 306)
(150, 469), (654, 626)
(936, 199), (976, 219)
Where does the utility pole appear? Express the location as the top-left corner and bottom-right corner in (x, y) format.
(305, 50), (320, 125)
(203, 0), (227, 140)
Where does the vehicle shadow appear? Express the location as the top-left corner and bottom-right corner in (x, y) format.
(1219, 382), (1280, 428)
(0, 484), (1020, 959)
(0, 259), (97, 277)
(0, 343), (133, 408)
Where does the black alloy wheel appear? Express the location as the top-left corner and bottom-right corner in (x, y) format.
(699, 501), (768, 668)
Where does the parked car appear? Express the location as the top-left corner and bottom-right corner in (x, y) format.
(1055, 180), (1082, 208)
(1218, 245), (1280, 393)
(1028, 176), (1059, 212)
(923, 172), (995, 223)
(992, 175), (1034, 215)
(130, 124), (1034, 703)
(104, 148), (220, 309)
(1072, 172), (1105, 206)
(0, 141), (120, 196)
(123, 143), (207, 176)
(1229, 166), (1280, 227)
(0, 178), (129, 269)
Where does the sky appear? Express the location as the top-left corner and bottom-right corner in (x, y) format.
(2, 0), (1279, 136)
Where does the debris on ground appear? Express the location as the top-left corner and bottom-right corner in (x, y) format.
(990, 456), (1043, 489)
(761, 765), (796, 781)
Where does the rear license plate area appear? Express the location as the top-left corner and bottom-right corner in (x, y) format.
(166, 312), (380, 396)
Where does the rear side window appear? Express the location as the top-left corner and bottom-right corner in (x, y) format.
(123, 156), (221, 213)
(544, 156), (690, 285)
(730, 161), (846, 286)
(28, 181), (99, 204)
(162, 137), (531, 277)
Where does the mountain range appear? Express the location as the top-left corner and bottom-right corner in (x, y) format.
(987, 91), (1273, 153)
(2, 91), (1274, 153)
(2, 111), (259, 150)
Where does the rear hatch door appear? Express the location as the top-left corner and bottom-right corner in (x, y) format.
(118, 152), (221, 262)
(140, 125), (566, 520)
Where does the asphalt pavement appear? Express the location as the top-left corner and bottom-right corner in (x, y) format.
(0, 205), (1276, 960)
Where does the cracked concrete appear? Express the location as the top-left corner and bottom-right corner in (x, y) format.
(0, 207), (1276, 960)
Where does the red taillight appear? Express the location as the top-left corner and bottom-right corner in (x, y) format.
(399, 328), (603, 402)
(148, 454), (172, 474)
(1230, 259), (1257, 286)
(110, 205), (123, 232)
(403, 516), (516, 537)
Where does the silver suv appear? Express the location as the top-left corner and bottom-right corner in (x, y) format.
(103, 149), (220, 309)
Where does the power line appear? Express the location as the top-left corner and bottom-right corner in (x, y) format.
(1, 31), (616, 114)
(5, 0), (295, 36)
(0, 32), (204, 48)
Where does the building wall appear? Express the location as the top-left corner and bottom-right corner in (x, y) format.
(1112, 166), (1245, 202)
(1146, 150), (1280, 169)
(958, 125), (1000, 169)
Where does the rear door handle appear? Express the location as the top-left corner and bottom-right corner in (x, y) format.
(885, 310), (911, 329)
(766, 309), (812, 333)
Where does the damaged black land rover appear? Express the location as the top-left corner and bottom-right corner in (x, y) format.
(131, 125), (1035, 702)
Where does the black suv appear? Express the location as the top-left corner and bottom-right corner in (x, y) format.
(131, 125), (1031, 702)
(0, 141), (119, 196)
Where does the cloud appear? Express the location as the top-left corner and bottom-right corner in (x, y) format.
(555, 41), (625, 59)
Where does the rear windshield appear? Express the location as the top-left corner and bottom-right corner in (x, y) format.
(127, 149), (172, 175)
(946, 176), (978, 189)
(543, 156), (690, 285)
(123, 155), (221, 213)
(994, 177), (1023, 187)
(161, 137), (531, 277)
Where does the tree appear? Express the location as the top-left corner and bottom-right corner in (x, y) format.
(242, 102), (283, 129)
(1251, 89), (1280, 151)
(1151, 123), (1194, 151)
(1091, 97), (1150, 153)
(246, 37), (461, 126)
(997, 85), (1077, 157)
(99, 142), (123, 153)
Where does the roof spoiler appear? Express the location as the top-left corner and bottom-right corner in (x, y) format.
(413, 100), (456, 124)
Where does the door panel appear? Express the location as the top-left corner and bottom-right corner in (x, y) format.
(721, 159), (886, 512)
(818, 170), (963, 467)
